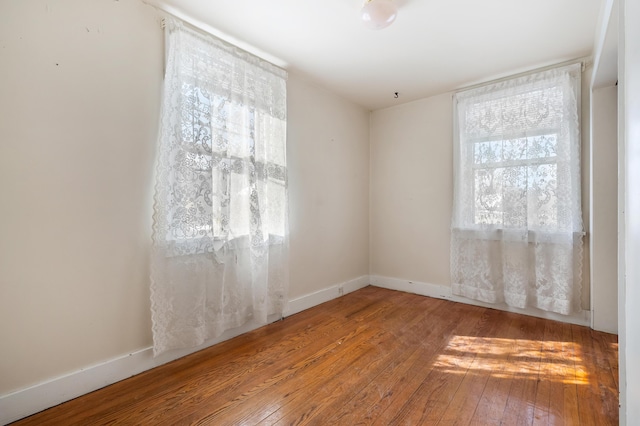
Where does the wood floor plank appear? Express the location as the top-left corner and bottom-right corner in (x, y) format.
(186, 291), (415, 425)
(231, 310), (411, 423)
(559, 321), (581, 425)
(15, 287), (386, 426)
(365, 301), (487, 426)
(499, 315), (547, 426)
(532, 320), (559, 425)
(595, 332), (620, 423)
(11, 287), (619, 426)
(267, 297), (449, 426)
(373, 306), (500, 425)
(322, 298), (461, 425)
(436, 308), (518, 425)
(163, 310), (393, 424)
(573, 323), (618, 426)
(572, 326), (596, 426)
(603, 333), (619, 391)
(532, 319), (567, 425)
(583, 327), (619, 425)
(468, 312), (520, 425)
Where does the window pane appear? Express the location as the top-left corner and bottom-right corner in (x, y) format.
(474, 140), (502, 164)
(212, 98), (254, 159)
(501, 166), (527, 228)
(473, 168), (503, 225)
(528, 134), (557, 159)
(474, 134), (557, 166)
(527, 163), (558, 228)
(474, 166), (528, 227)
(228, 172), (251, 238)
(181, 83), (212, 153)
(502, 137), (528, 161)
(471, 132), (559, 229)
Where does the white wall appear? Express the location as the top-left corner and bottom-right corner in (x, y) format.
(1, 0), (623, 422)
(581, 71), (593, 310)
(0, 0), (163, 396)
(370, 93), (453, 286)
(620, 0), (640, 422)
(370, 72), (594, 314)
(287, 74), (370, 300)
(0, 0), (370, 416)
(590, 85), (618, 333)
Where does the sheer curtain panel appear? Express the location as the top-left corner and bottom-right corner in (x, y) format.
(451, 64), (583, 315)
(151, 18), (288, 355)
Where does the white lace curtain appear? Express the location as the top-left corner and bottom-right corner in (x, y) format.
(451, 64), (583, 315)
(150, 18), (288, 355)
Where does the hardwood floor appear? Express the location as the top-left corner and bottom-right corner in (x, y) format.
(12, 287), (618, 425)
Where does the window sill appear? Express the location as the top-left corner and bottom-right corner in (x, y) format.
(452, 228), (585, 244)
(162, 233), (286, 258)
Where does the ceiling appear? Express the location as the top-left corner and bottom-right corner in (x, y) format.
(146, 0), (604, 110)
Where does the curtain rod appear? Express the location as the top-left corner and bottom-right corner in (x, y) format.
(154, 5), (288, 70)
(454, 56), (592, 95)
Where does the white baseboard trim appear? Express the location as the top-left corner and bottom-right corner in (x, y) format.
(0, 275), (370, 425)
(2, 273), (590, 424)
(1, 347), (152, 425)
(285, 275), (370, 317)
(0, 315), (283, 426)
(369, 275), (591, 327)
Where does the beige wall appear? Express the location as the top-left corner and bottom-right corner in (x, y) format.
(288, 74), (370, 299)
(0, 0), (611, 409)
(0, 0), (163, 395)
(0, 0), (370, 396)
(590, 84), (618, 333)
(370, 75), (594, 310)
(370, 93), (453, 285)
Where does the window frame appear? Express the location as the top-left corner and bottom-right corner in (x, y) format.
(452, 62), (583, 236)
(467, 129), (562, 229)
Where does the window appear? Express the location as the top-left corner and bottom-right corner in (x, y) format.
(451, 63), (584, 315)
(155, 25), (288, 257)
(150, 19), (288, 355)
(471, 132), (560, 228)
(453, 69), (582, 234)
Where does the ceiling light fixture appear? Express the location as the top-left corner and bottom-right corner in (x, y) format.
(360, 0), (398, 30)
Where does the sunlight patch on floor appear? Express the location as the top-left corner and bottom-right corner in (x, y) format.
(433, 336), (588, 385)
